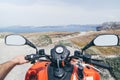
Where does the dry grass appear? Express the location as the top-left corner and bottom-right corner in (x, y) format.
(70, 30), (120, 55)
(20, 32), (80, 47)
(3, 30), (119, 55)
(21, 32), (80, 38)
(20, 30), (120, 55)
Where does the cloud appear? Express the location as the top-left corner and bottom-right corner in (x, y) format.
(0, 0), (35, 5)
(0, 0), (120, 27)
(0, 3), (85, 26)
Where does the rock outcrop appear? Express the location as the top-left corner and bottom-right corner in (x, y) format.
(97, 22), (120, 31)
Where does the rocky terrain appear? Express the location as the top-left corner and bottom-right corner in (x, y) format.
(97, 22), (120, 31)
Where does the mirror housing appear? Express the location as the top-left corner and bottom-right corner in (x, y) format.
(93, 34), (119, 46)
(5, 34), (37, 51)
(5, 35), (26, 46)
(82, 34), (119, 52)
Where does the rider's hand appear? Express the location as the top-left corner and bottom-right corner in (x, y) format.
(10, 55), (29, 65)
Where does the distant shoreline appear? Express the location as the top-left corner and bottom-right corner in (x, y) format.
(0, 25), (97, 33)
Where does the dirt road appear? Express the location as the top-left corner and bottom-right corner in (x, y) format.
(0, 39), (33, 80)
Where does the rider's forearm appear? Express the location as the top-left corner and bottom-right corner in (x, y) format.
(0, 61), (17, 80)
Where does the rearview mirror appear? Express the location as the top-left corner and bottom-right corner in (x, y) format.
(93, 34), (119, 46)
(5, 35), (26, 46)
(82, 34), (119, 51)
(5, 34), (37, 51)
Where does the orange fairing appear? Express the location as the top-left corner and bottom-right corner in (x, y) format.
(71, 66), (79, 80)
(25, 61), (50, 80)
(37, 66), (48, 80)
(37, 65), (79, 80)
(25, 62), (80, 80)
(83, 66), (100, 80)
(25, 61), (100, 80)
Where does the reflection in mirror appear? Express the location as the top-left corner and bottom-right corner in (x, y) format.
(93, 35), (118, 46)
(5, 35), (26, 46)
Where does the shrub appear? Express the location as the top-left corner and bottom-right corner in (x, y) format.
(57, 40), (72, 47)
(37, 35), (52, 47)
(106, 56), (120, 80)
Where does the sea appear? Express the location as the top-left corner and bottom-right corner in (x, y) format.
(0, 25), (98, 33)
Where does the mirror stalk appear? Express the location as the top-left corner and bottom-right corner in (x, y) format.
(26, 39), (38, 54)
(82, 41), (94, 52)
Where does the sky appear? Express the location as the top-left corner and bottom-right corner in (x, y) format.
(0, 0), (120, 27)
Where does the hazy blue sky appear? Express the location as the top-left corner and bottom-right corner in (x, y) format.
(0, 0), (120, 27)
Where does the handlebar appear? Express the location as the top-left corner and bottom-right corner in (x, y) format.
(73, 51), (112, 70)
(25, 51), (112, 70)
(90, 60), (112, 70)
(25, 54), (40, 61)
(25, 49), (46, 61)
(25, 53), (51, 64)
